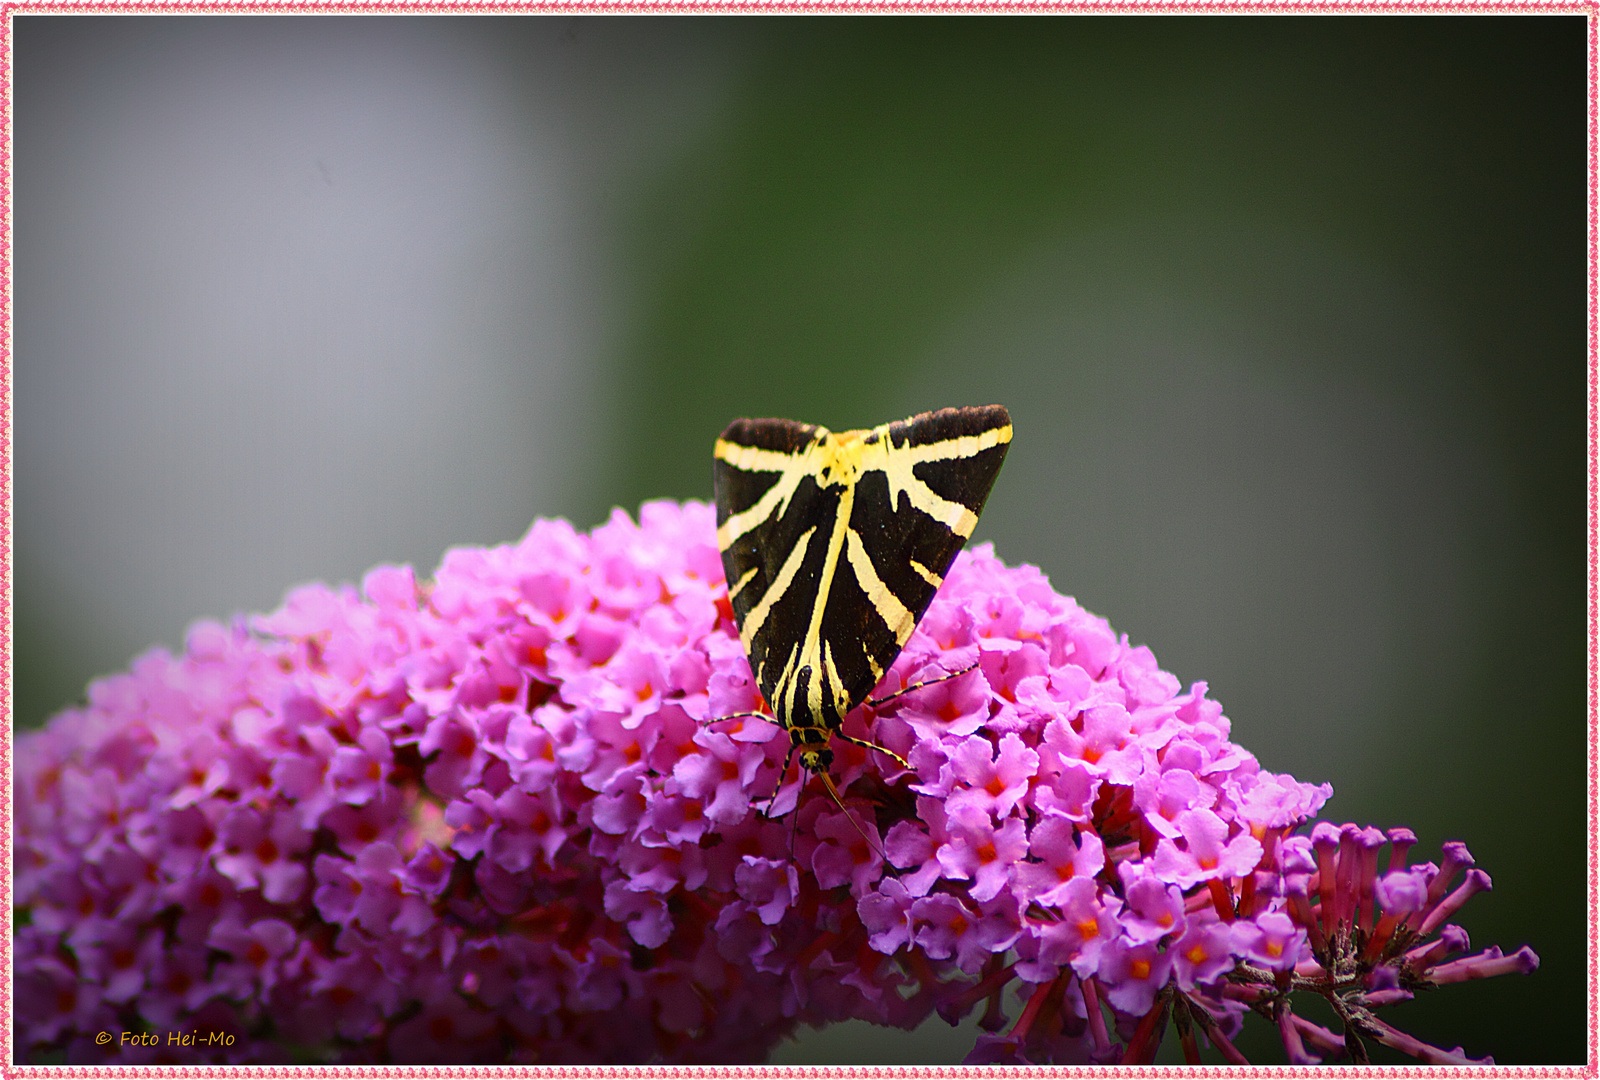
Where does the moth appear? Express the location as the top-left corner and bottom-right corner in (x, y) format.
(712, 404), (1013, 818)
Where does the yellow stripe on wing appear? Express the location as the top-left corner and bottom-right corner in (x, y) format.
(845, 527), (917, 646)
(714, 440), (815, 552)
(738, 525), (816, 654)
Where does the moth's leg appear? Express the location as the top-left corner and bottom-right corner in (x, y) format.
(834, 731), (910, 770)
(764, 740), (801, 818)
(865, 661), (980, 709)
(702, 709), (775, 729)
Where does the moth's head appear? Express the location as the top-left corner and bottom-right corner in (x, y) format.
(814, 431), (872, 488)
(799, 747), (834, 772)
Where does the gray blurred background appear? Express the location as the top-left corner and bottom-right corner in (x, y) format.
(15, 16), (1582, 1064)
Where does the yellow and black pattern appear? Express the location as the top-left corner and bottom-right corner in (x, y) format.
(713, 405), (1013, 770)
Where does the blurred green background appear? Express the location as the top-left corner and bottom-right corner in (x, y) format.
(17, 16), (1582, 1064)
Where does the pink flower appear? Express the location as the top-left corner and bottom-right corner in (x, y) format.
(1097, 937), (1174, 1017)
(809, 808), (885, 895)
(733, 856), (798, 926)
(212, 806), (311, 904)
(858, 876), (917, 954)
(942, 731), (1039, 819)
(935, 805), (1029, 902)
(14, 500), (1536, 1065)
(1115, 863), (1188, 945)
(1230, 910), (1305, 971)
(1150, 807), (1265, 889)
(1015, 815), (1106, 906)
(672, 728), (762, 825)
(1018, 875), (1123, 981)
(910, 893), (1021, 974)
(206, 915), (299, 997)
(1169, 917), (1236, 990)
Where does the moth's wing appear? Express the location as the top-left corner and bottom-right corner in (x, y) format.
(823, 404), (1014, 709)
(713, 417), (833, 710)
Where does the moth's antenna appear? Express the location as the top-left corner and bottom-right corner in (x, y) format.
(814, 768), (887, 865)
(769, 744), (887, 866)
(787, 776), (801, 861)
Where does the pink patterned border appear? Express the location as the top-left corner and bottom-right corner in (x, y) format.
(2, 0), (14, 1073)
(0, 5), (1594, 1077)
(0, 0), (1590, 9)
(1588, 2), (1599, 1076)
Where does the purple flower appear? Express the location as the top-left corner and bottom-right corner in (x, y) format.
(858, 876), (917, 954)
(386, 987), (501, 1064)
(1015, 815), (1106, 906)
(1017, 874), (1124, 981)
(809, 808), (885, 895)
(935, 805), (1028, 902)
(940, 731), (1038, 819)
(1230, 909), (1306, 971)
(212, 805), (311, 904)
(1149, 807), (1265, 889)
(881, 813), (945, 896)
(1097, 936), (1175, 1016)
(206, 915), (299, 997)
(1169, 917), (1236, 990)
(910, 893), (1020, 974)
(733, 856), (798, 926)
(672, 728), (762, 825)
(15, 499), (1537, 1065)
(1115, 863), (1187, 945)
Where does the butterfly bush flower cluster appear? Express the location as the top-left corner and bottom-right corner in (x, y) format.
(15, 501), (1537, 1064)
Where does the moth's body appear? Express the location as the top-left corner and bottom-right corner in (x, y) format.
(713, 405), (1013, 780)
